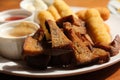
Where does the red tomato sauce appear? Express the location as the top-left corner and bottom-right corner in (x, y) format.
(5, 16), (26, 21)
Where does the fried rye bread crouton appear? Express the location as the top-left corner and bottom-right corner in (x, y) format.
(56, 15), (94, 49)
(23, 32), (51, 69)
(92, 48), (110, 64)
(56, 15), (82, 28)
(95, 35), (120, 56)
(45, 20), (74, 66)
(64, 22), (96, 65)
(110, 35), (120, 56)
(63, 22), (110, 65)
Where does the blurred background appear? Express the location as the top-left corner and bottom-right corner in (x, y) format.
(0, 0), (120, 17)
(0, 0), (109, 11)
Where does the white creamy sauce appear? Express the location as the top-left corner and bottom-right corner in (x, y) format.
(0, 27), (14, 38)
(0, 22), (38, 38)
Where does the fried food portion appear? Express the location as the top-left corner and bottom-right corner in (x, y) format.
(38, 10), (55, 40)
(92, 48), (110, 64)
(32, 28), (45, 42)
(97, 7), (110, 21)
(23, 36), (51, 69)
(72, 24), (86, 35)
(46, 20), (72, 50)
(76, 7), (110, 21)
(76, 9), (86, 21)
(22, 0), (120, 69)
(46, 20), (74, 66)
(110, 35), (120, 56)
(85, 9), (111, 45)
(47, 5), (61, 20)
(61, 15), (93, 46)
(63, 22), (96, 65)
(104, 23), (110, 34)
(56, 15), (84, 28)
(60, 15), (93, 46)
(23, 36), (44, 55)
(64, 22), (110, 65)
(53, 0), (78, 18)
(57, 15), (93, 47)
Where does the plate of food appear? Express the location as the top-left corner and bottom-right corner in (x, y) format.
(0, 0), (120, 78)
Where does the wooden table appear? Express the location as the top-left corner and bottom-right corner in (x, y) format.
(0, 0), (109, 11)
(0, 0), (120, 80)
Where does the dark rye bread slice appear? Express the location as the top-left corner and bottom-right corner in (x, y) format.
(23, 36), (50, 69)
(92, 48), (110, 64)
(64, 22), (93, 48)
(63, 22), (110, 65)
(57, 15), (93, 47)
(32, 28), (45, 42)
(56, 15), (85, 28)
(46, 20), (74, 66)
(64, 23), (96, 65)
(46, 20), (72, 49)
(110, 35), (120, 56)
(93, 35), (120, 56)
(23, 36), (44, 56)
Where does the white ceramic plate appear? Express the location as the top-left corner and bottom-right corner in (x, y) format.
(0, 7), (120, 78)
(108, 0), (120, 15)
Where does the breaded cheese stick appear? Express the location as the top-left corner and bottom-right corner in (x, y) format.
(76, 9), (86, 20)
(97, 7), (110, 21)
(38, 10), (55, 40)
(53, 0), (78, 18)
(76, 7), (110, 21)
(76, 9), (110, 34)
(47, 5), (61, 20)
(85, 9), (111, 45)
(104, 23), (110, 34)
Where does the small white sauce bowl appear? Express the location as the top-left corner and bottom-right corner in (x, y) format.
(20, 0), (48, 12)
(20, 0), (48, 24)
(0, 9), (34, 24)
(0, 21), (39, 59)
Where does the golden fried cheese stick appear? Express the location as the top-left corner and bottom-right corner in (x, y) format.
(47, 5), (61, 20)
(76, 9), (86, 20)
(76, 7), (110, 21)
(53, 0), (78, 18)
(104, 23), (110, 34)
(97, 7), (110, 21)
(38, 10), (55, 40)
(85, 9), (111, 45)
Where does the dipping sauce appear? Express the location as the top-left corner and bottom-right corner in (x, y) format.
(10, 22), (38, 37)
(5, 16), (26, 21)
(0, 9), (33, 24)
(5, 16), (27, 21)
(0, 22), (39, 38)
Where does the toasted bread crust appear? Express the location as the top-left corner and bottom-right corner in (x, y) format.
(23, 36), (44, 56)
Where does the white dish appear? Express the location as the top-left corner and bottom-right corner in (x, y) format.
(108, 0), (120, 15)
(0, 21), (39, 59)
(0, 9), (34, 24)
(0, 7), (120, 78)
(20, 0), (48, 24)
(20, 0), (48, 12)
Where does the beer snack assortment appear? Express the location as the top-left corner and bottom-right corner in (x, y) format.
(22, 0), (120, 69)
(1, 0), (120, 71)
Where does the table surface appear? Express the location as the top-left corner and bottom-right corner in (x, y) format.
(0, 0), (120, 80)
